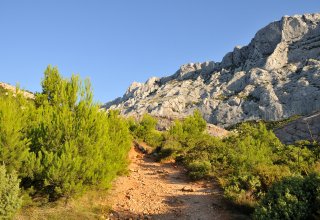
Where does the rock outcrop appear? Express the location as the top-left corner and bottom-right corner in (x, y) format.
(104, 14), (320, 127)
(274, 111), (320, 144)
(0, 82), (35, 99)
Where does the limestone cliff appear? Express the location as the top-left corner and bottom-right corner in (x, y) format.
(104, 14), (320, 127)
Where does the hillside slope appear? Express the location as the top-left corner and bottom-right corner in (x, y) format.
(274, 111), (320, 144)
(0, 82), (35, 99)
(104, 13), (320, 127)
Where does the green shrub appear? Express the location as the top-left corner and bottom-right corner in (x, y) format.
(0, 67), (132, 202)
(157, 111), (224, 180)
(187, 160), (211, 180)
(131, 114), (163, 148)
(254, 164), (291, 190)
(253, 173), (320, 220)
(144, 130), (163, 148)
(0, 165), (22, 219)
(280, 144), (316, 174)
(159, 110), (208, 159)
(224, 171), (261, 206)
(182, 110), (206, 136)
(133, 114), (157, 139)
(23, 66), (131, 200)
(223, 165), (292, 206)
(218, 123), (289, 204)
(0, 93), (30, 173)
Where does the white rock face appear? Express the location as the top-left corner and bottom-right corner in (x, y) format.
(104, 14), (320, 127)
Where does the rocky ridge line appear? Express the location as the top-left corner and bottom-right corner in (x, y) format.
(104, 13), (320, 127)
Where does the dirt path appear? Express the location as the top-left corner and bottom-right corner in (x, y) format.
(107, 145), (246, 220)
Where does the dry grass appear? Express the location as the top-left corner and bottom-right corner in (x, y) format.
(14, 189), (112, 220)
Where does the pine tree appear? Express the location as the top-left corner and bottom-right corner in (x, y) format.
(0, 93), (30, 173)
(26, 66), (131, 199)
(0, 165), (21, 219)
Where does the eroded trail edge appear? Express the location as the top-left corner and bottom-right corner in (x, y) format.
(107, 146), (246, 220)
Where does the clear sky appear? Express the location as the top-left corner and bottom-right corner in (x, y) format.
(1, 1), (319, 103)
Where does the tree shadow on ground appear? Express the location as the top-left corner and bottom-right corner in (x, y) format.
(109, 193), (249, 220)
(109, 150), (249, 220)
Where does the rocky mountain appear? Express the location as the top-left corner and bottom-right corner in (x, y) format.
(104, 13), (320, 127)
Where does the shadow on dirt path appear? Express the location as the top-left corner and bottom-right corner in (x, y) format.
(107, 145), (248, 220)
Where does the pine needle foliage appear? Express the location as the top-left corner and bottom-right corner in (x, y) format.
(130, 114), (163, 148)
(0, 90), (30, 173)
(0, 165), (21, 219)
(253, 173), (320, 219)
(24, 66), (131, 200)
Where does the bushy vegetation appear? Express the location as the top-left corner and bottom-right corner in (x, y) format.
(0, 66), (132, 218)
(139, 111), (320, 216)
(157, 110), (208, 162)
(23, 67), (131, 200)
(254, 173), (320, 219)
(0, 165), (21, 219)
(0, 92), (31, 174)
(129, 114), (163, 148)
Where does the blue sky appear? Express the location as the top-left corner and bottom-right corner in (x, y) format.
(1, 1), (319, 103)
